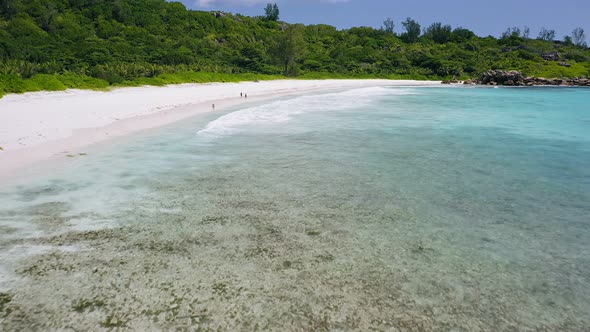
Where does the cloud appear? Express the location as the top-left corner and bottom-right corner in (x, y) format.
(193, 0), (350, 7)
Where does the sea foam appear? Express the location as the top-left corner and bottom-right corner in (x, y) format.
(198, 87), (413, 137)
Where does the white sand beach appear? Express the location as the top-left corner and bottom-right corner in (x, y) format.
(0, 79), (439, 182)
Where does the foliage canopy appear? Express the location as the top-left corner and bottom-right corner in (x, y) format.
(0, 0), (588, 96)
(264, 3), (279, 22)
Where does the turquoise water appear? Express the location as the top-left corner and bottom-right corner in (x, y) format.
(1, 86), (589, 330)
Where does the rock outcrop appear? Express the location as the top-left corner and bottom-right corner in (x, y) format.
(479, 70), (526, 86)
(541, 51), (561, 61)
(476, 70), (590, 86)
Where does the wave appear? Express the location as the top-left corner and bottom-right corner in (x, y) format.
(198, 87), (414, 137)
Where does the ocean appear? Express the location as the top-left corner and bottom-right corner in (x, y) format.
(1, 86), (589, 330)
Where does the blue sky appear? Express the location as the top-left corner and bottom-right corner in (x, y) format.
(174, 0), (589, 41)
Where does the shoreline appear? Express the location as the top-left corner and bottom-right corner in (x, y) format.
(0, 79), (440, 185)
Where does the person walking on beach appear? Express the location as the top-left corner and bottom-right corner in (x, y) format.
(245, 93), (247, 98)
(240, 92), (243, 98)
(212, 103), (215, 110)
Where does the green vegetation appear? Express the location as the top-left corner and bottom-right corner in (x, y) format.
(572, 28), (587, 48)
(401, 17), (422, 43)
(264, 3), (279, 22)
(0, 0), (589, 97)
(538, 28), (556, 41)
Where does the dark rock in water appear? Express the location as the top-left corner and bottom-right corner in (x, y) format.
(479, 69), (525, 86)
(478, 70), (589, 87)
(536, 77), (548, 84)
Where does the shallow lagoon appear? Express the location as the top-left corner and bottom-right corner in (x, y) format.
(1, 86), (589, 331)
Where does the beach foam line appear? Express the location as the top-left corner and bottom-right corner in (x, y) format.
(198, 86), (416, 137)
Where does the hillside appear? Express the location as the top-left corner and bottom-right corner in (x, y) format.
(1, 0), (589, 96)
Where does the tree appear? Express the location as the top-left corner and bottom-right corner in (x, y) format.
(451, 27), (475, 42)
(502, 27), (530, 39)
(538, 27), (556, 41)
(424, 22), (452, 43)
(264, 3), (279, 22)
(502, 27), (519, 39)
(274, 24), (306, 76)
(572, 27), (587, 47)
(0, 0), (14, 19)
(382, 18), (394, 34)
(400, 17), (420, 43)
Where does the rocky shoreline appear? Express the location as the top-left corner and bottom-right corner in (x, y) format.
(443, 70), (590, 86)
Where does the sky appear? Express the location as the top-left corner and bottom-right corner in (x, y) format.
(174, 0), (589, 41)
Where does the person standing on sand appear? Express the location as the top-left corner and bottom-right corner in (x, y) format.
(240, 92), (243, 98)
(245, 94), (247, 98)
(212, 104), (215, 110)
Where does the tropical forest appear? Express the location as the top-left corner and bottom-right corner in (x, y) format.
(0, 0), (589, 96)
